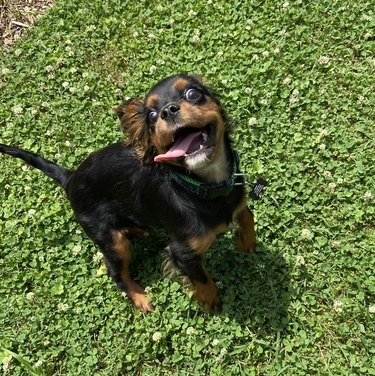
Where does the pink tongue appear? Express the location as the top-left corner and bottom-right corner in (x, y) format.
(154, 131), (202, 162)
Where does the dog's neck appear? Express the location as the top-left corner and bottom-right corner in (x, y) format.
(194, 141), (230, 184)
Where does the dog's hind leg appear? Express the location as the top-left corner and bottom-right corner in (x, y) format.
(100, 229), (153, 312)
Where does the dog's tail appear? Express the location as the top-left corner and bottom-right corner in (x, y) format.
(0, 144), (73, 189)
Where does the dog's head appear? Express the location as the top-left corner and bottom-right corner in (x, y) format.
(117, 74), (228, 176)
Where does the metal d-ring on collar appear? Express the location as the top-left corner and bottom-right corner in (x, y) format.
(169, 151), (245, 200)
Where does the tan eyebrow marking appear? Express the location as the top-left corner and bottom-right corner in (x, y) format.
(146, 94), (159, 108)
(173, 78), (189, 91)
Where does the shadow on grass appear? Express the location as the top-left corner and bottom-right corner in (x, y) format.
(129, 232), (290, 330)
(211, 237), (291, 329)
(38, 219), (290, 331)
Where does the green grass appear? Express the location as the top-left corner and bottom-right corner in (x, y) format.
(0, 0), (374, 374)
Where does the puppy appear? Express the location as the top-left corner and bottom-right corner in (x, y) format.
(0, 74), (256, 312)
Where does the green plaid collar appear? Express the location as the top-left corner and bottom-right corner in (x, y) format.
(169, 151), (242, 200)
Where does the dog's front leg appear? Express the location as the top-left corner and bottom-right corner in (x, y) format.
(235, 205), (256, 253)
(166, 237), (220, 311)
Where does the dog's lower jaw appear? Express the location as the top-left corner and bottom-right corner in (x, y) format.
(184, 150), (211, 171)
(189, 141), (230, 184)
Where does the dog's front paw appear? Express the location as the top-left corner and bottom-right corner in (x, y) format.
(134, 296), (154, 312)
(130, 292), (154, 312)
(234, 206), (256, 253)
(193, 281), (221, 312)
(236, 229), (256, 253)
(125, 281), (154, 312)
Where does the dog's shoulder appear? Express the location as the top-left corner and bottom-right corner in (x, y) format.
(65, 143), (140, 198)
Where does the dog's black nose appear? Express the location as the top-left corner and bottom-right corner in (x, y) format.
(161, 103), (180, 120)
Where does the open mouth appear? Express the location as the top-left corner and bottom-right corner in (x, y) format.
(154, 124), (215, 163)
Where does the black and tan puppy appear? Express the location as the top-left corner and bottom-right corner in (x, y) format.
(0, 74), (256, 312)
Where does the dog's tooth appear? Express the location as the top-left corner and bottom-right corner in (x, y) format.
(202, 132), (208, 142)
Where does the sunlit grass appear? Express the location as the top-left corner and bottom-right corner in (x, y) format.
(0, 0), (374, 374)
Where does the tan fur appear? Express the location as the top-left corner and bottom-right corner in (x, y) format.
(178, 100), (222, 129)
(151, 119), (173, 153)
(193, 140), (228, 183)
(145, 94), (159, 108)
(179, 100), (228, 182)
(235, 206), (256, 253)
(117, 99), (154, 163)
(186, 223), (228, 255)
(112, 230), (154, 312)
(192, 274), (220, 310)
(173, 78), (189, 91)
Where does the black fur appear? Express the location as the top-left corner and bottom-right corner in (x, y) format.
(0, 75), (256, 311)
(0, 144), (72, 188)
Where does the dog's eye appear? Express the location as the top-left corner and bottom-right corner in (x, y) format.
(185, 88), (201, 101)
(148, 110), (158, 123)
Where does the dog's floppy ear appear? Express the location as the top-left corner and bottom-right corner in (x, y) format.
(116, 98), (143, 126)
(116, 99), (155, 164)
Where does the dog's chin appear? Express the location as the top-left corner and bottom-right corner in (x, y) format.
(183, 146), (215, 171)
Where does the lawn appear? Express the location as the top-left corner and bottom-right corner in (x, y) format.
(0, 0), (374, 374)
